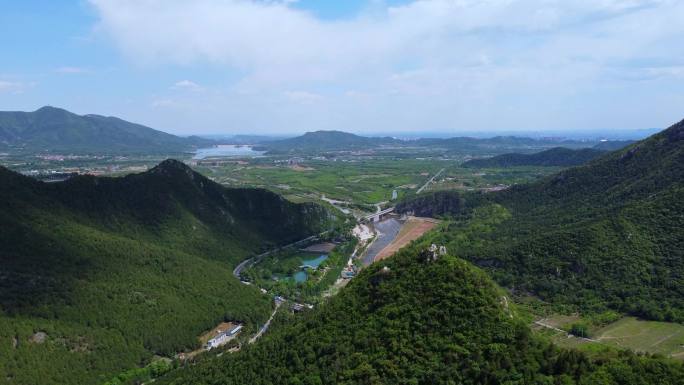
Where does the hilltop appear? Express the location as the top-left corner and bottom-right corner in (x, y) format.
(462, 147), (606, 168)
(398, 118), (684, 321)
(0, 160), (334, 385)
(0, 106), (213, 153)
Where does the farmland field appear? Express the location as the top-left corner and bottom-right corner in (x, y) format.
(195, 158), (444, 205)
(534, 315), (684, 360)
(194, 158), (562, 206)
(593, 317), (684, 359)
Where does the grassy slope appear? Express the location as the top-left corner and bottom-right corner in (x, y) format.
(0, 160), (333, 385)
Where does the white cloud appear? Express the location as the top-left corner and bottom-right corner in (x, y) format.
(172, 80), (203, 91)
(0, 80), (34, 93)
(151, 98), (178, 108)
(88, 0), (684, 132)
(283, 90), (322, 104)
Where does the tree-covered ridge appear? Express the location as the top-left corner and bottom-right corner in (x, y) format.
(0, 106), (213, 153)
(158, 243), (684, 385)
(462, 147), (605, 168)
(397, 118), (684, 321)
(254, 130), (398, 153)
(255, 130), (608, 156)
(0, 160), (334, 385)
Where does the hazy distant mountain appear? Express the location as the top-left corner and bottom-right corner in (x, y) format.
(254, 130), (398, 153)
(0, 106), (214, 153)
(413, 135), (600, 155)
(462, 147), (605, 168)
(256, 130), (604, 155)
(593, 139), (635, 151)
(199, 134), (287, 144)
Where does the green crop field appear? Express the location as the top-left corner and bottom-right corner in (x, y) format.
(195, 158), (561, 207)
(195, 158), (445, 205)
(535, 315), (684, 360)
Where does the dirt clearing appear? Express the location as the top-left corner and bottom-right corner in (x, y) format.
(374, 217), (438, 262)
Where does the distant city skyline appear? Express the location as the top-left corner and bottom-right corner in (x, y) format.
(2, 1), (683, 135)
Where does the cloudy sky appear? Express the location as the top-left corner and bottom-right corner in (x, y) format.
(1, 0), (683, 135)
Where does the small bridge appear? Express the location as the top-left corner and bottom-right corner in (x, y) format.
(362, 207), (395, 223)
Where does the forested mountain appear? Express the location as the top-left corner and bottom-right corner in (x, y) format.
(0, 160), (334, 385)
(0, 106), (213, 153)
(398, 118), (684, 321)
(462, 147), (605, 168)
(158, 242), (684, 385)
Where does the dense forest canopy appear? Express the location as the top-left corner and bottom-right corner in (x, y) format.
(397, 118), (684, 321)
(0, 159), (334, 384)
(158, 242), (684, 385)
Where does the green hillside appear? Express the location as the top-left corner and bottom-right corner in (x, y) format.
(0, 106), (213, 153)
(462, 147), (605, 168)
(398, 118), (684, 321)
(158, 243), (684, 385)
(0, 160), (334, 385)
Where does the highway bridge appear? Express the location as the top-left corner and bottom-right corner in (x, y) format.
(362, 207), (395, 223)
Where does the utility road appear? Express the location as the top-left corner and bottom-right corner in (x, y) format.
(416, 168), (445, 194)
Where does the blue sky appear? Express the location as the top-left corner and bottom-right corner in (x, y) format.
(1, 0), (683, 136)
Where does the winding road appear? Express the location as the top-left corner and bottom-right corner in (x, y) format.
(249, 301), (282, 344)
(233, 232), (328, 279)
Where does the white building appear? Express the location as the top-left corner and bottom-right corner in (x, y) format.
(206, 324), (243, 349)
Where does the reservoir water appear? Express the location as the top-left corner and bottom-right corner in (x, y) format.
(293, 255), (328, 283)
(193, 145), (265, 159)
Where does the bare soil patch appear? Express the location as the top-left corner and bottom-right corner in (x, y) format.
(374, 217), (438, 262)
(199, 322), (239, 346)
(301, 242), (336, 253)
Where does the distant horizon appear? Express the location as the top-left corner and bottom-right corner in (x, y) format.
(196, 128), (659, 142)
(4, 105), (663, 142)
